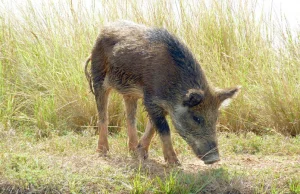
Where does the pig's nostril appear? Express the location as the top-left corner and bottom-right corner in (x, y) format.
(203, 156), (220, 164)
(209, 142), (217, 149)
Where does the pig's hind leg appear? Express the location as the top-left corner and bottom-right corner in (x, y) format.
(123, 96), (139, 153)
(91, 49), (111, 155)
(94, 85), (111, 155)
(137, 119), (156, 160)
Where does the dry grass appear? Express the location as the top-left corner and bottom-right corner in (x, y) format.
(1, 0), (300, 193)
(0, 126), (299, 193)
(0, 0), (300, 136)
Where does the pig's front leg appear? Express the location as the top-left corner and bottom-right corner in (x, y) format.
(144, 101), (180, 165)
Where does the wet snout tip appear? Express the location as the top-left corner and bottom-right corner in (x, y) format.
(202, 154), (220, 165)
(204, 157), (220, 165)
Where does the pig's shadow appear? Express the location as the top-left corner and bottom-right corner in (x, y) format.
(105, 155), (247, 194)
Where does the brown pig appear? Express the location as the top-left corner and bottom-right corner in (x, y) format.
(85, 21), (240, 165)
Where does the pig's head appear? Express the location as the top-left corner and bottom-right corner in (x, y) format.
(171, 86), (240, 165)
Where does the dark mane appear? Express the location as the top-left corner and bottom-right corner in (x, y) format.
(147, 28), (201, 77)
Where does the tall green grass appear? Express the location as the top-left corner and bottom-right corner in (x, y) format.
(0, 0), (299, 135)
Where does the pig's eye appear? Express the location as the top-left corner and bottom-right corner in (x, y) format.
(193, 116), (205, 125)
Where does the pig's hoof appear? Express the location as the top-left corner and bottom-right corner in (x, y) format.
(165, 157), (181, 166)
(136, 144), (149, 161)
(96, 146), (109, 157)
(129, 143), (139, 154)
(167, 160), (181, 166)
(129, 148), (139, 158)
(129, 140), (138, 152)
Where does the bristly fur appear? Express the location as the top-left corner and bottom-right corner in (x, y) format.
(147, 28), (202, 80)
(86, 21), (240, 164)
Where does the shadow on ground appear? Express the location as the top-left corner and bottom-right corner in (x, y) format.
(95, 154), (252, 194)
(0, 153), (253, 194)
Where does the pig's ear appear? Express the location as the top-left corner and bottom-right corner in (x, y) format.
(183, 89), (204, 107)
(216, 86), (241, 106)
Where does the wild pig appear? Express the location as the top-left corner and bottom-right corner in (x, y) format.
(85, 21), (240, 165)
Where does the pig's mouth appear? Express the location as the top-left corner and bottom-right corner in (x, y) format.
(197, 149), (220, 165)
(202, 153), (220, 164)
(178, 133), (220, 165)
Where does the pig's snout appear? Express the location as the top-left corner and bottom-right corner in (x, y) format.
(200, 150), (220, 165)
(203, 152), (220, 164)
